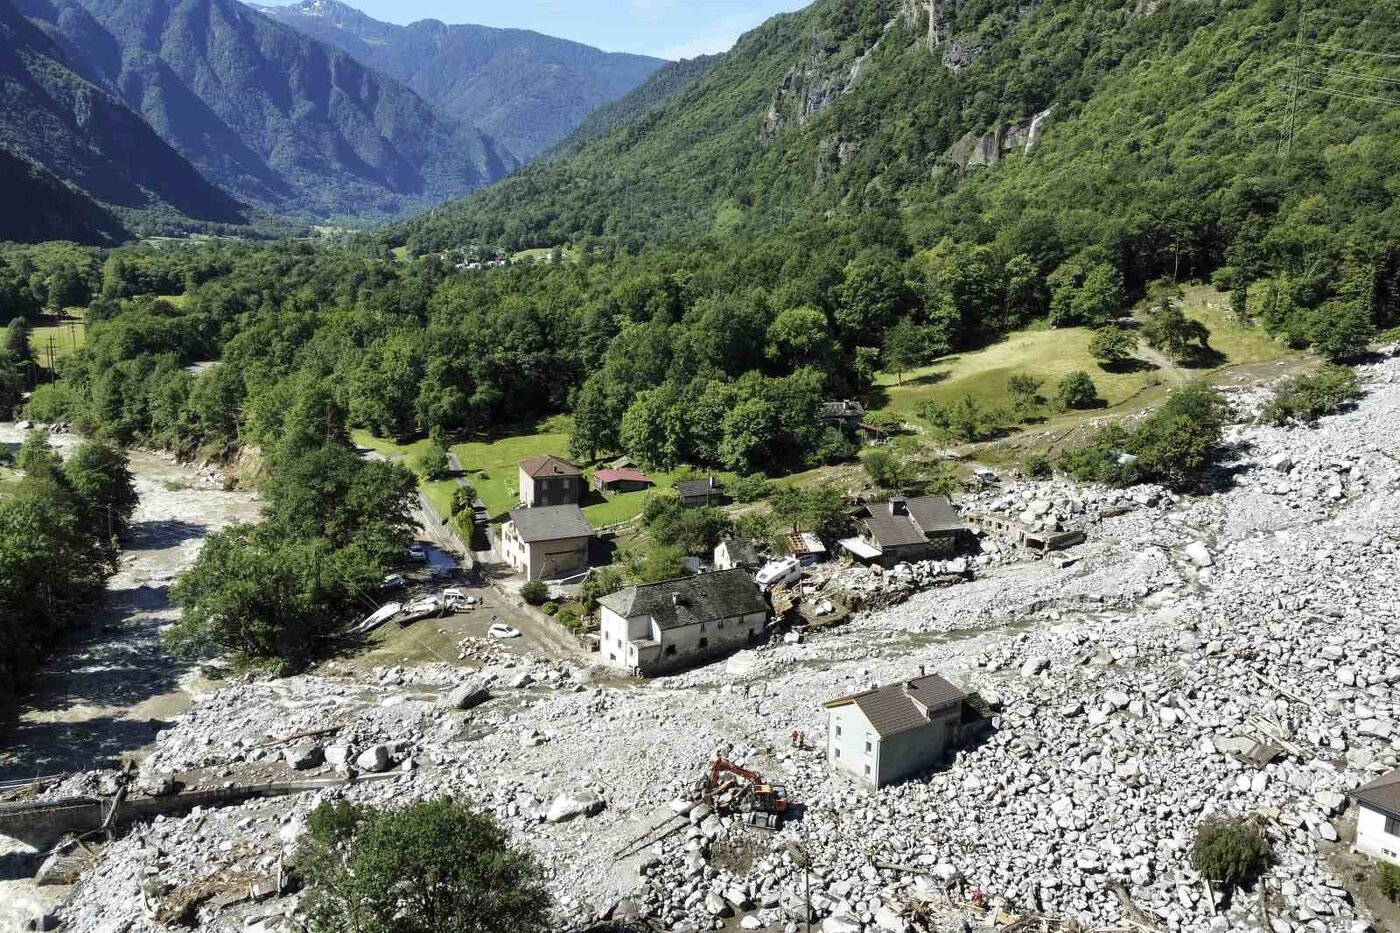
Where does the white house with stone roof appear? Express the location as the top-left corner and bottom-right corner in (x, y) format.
(598, 569), (768, 676)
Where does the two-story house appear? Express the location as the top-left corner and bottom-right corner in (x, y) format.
(598, 570), (769, 676)
(841, 495), (967, 567)
(501, 504), (594, 581)
(518, 454), (582, 507)
(823, 670), (990, 788)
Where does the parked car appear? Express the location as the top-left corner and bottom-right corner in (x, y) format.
(382, 573), (408, 590)
(407, 543), (427, 562)
(443, 587), (479, 609)
(755, 556), (803, 589)
(488, 623), (521, 639)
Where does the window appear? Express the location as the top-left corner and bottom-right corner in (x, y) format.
(608, 652), (617, 662)
(1387, 816), (1400, 836)
(865, 733), (874, 755)
(717, 620), (725, 629)
(698, 637), (709, 648)
(834, 724), (842, 738)
(833, 748), (841, 759)
(864, 764), (872, 777)
(664, 645), (677, 656)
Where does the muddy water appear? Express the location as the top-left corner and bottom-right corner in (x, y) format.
(0, 425), (260, 930)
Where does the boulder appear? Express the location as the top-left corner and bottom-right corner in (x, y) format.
(283, 743), (323, 770)
(443, 680), (491, 710)
(546, 790), (605, 823)
(356, 744), (391, 773)
(1185, 542), (1214, 568)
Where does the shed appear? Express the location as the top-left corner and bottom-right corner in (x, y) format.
(594, 468), (653, 493)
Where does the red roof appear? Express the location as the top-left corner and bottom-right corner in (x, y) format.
(595, 468), (651, 485)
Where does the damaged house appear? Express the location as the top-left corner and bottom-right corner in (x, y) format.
(840, 495), (968, 568)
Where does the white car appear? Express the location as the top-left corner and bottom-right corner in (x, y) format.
(443, 587), (479, 607)
(382, 573), (408, 590)
(488, 623), (521, 639)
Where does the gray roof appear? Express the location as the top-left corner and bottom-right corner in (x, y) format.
(1353, 769), (1400, 818)
(717, 538), (760, 565)
(599, 569), (768, 631)
(507, 505), (594, 543)
(821, 399), (865, 419)
(676, 477), (725, 498)
(858, 496), (963, 548)
(824, 673), (968, 738)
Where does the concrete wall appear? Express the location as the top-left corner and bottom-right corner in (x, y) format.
(1357, 804), (1400, 865)
(598, 607), (767, 675)
(878, 710), (956, 786)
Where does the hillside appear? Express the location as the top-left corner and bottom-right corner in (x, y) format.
(401, 0), (1399, 293)
(258, 0), (665, 161)
(0, 0), (246, 238)
(17, 0), (518, 222)
(553, 53), (722, 153)
(0, 149), (127, 243)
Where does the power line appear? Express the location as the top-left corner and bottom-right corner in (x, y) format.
(1301, 66), (1400, 87)
(1297, 84), (1400, 106)
(1301, 42), (1400, 61)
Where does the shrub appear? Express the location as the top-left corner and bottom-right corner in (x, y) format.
(1056, 371), (1100, 410)
(1307, 299), (1373, 361)
(557, 606), (582, 630)
(862, 447), (907, 490)
(540, 601), (559, 616)
(298, 798), (550, 933)
(1259, 365), (1362, 426)
(918, 395), (1005, 442)
(579, 566), (624, 611)
(1143, 297), (1212, 363)
(1191, 817), (1273, 888)
(450, 483), (478, 516)
(732, 472), (773, 503)
(1022, 452), (1052, 478)
(1007, 372), (1045, 419)
(1088, 326), (1137, 368)
(415, 439), (451, 481)
(1381, 862), (1400, 903)
(520, 580), (548, 606)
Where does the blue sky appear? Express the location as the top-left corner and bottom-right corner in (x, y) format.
(262, 0), (811, 59)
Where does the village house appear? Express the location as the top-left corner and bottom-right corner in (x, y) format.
(1353, 768), (1400, 866)
(594, 467), (653, 494)
(840, 495), (967, 567)
(823, 670), (990, 788)
(518, 454), (582, 507)
(500, 504), (594, 581)
(714, 538), (761, 572)
(676, 475), (726, 508)
(820, 399), (866, 433)
(598, 570), (769, 676)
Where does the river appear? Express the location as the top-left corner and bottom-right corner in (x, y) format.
(0, 424), (260, 930)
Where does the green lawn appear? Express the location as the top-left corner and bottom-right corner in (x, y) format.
(875, 286), (1292, 419)
(510, 246), (579, 265)
(29, 313), (85, 364)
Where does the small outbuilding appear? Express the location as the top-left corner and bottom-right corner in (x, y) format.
(598, 569), (769, 676)
(1354, 768), (1400, 866)
(594, 468), (653, 493)
(823, 670), (990, 788)
(676, 475), (726, 508)
(501, 505), (594, 581)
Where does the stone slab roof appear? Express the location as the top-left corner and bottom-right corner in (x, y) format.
(824, 673), (968, 738)
(599, 569), (767, 632)
(507, 504), (594, 543)
(1353, 768), (1400, 818)
(858, 496), (963, 548)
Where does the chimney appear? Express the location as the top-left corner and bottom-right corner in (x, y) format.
(671, 593), (682, 607)
(889, 496), (908, 516)
(919, 664), (926, 677)
(709, 474), (717, 489)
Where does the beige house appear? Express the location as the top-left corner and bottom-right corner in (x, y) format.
(518, 454), (582, 507)
(501, 505), (594, 580)
(598, 570), (769, 676)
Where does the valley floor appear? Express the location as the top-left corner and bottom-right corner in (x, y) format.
(8, 354), (1400, 933)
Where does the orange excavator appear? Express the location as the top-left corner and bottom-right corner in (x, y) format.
(706, 758), (791, 831)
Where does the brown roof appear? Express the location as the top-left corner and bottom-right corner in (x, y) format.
(858, 496), (963, 548)
(1353, 769), (1400, 818)
(824, 673), (967, 737)
(520, 454), (580, 478)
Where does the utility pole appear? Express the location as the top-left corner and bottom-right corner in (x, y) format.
(1282, 4), (1308, 159)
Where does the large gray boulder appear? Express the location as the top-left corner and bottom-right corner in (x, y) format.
(443, 680), (491, 710)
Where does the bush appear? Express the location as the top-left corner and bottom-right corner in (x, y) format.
(298, 798), (550, 933)
(1307, 299), (1373, 361)
(1143, 297), (1212, 363)
(1259, 365), (1362, 426)
(1022, 452), (1052, 478)
(415, 439), (451, 481)
(1191, 817), (1273, 888)
(862, 447), (907, 490)
(450, 483), (478, 517)
(1381, 862), (1400, 903)
(520, 580), (549, 606)
(732, 472), (773, 503)
(917, 395), (1005, 442)
(579, 566), (624, 611)
(557, 606), (582, 630)
(1006, 372), (1045, 419)
(540, 601), (559, 616)
(1088, 326), (1137, 368)
(1056, 371), (1100, 410)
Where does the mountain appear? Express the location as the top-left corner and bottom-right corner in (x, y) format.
(0, 149), (128, 243)
(257, 0), (665, 161)
(402, 0), (1399, 288)
(17, 0), (518, 221)
(0, 0), (245, 240)
(554, 53), (722, 153)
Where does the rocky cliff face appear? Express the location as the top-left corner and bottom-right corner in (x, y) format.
(946, 105), (1056, 168)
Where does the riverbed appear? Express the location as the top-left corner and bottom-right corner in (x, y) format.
(0, 424), (260, 930)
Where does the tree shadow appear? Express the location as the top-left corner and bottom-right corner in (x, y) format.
(0, 714), (176, 781)
(1197, 439), (1258, 493)
(124, 519), (207, 551)
(1101, 358), (1159, 374)
(1181, 346), (1227, 369)
(905, 369), (951, 387)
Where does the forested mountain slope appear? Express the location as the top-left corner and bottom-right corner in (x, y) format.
(257, 0), (664, 161)
(553, 53), (722, 153)
(0, 0), (245, 239)
(17, 0), (518, 221)
(0, 149), (127, 243)
(402, 0), (1398, 297)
